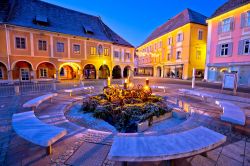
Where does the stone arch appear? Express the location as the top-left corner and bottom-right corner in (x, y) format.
(99, 64), (110, 79)
(123, 65), (131, 78)
(36, 61), (57, 70)
(12, 61), (33, 81)
(83, 64), (96, 79)
(36, 62), (56, 79)
(112, 65), (122, 79)
(0, 61), (8, 80)
(11, 60), (34, 70)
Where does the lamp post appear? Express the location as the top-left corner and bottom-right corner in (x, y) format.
(107, 76), (111, 86)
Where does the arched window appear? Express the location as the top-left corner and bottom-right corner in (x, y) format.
(60, 67), (65, 76)
(0, 68), (3, 79)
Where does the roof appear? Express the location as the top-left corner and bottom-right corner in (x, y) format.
(0, 0), (133, 47)
(210, 0), (250, 19)
(139, 8), (207, 47)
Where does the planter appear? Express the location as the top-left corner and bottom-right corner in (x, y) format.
(152, 112), (172, 124)
(137, 120), (149, 132)
(172, 108), (187, 120)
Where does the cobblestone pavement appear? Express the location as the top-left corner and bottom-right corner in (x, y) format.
(0, 84), (250, 166)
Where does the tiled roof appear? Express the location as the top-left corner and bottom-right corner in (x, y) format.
(210, 0), (250, 18)
(0, 0), (133, 47)
(139, 8), (207, 47)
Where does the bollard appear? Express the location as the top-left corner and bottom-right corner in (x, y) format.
(192, 68), (196, 89)
(14, 85), (20, 96)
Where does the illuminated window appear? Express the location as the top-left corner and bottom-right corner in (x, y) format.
(198, 30), (203, 40)
(57, 42), (64, 52)
(39, 68), (48, 78)
(90, 47), (96, 55)
(125, 52), (130, 59)
(73, 44), (80, 54)
(15, 37), (26, 49)
(104, 48), (109, 56)
(38, 40), (47, 51)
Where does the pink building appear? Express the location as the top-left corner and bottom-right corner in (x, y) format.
(205, 0), (250, 86)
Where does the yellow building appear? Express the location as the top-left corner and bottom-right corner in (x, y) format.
(0, 0), (134, 82)
(137, 9), (207, 79)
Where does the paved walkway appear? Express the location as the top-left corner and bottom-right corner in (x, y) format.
(0, 85), (250, 166)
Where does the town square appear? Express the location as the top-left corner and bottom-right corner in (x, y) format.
(0, 0), (250, 165)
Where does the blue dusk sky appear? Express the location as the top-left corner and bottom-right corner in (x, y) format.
(43, 0), (228, 47)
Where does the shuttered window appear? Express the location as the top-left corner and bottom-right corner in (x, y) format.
(239, 39), (250, 55)
(241, 11), (250, 28)
(218, 17), (234, 33)
(217, 43), (233, 56)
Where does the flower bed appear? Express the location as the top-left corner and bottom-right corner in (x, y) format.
(81, 85), (172, 133)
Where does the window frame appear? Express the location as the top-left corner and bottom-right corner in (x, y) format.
(196, 50), (201, 60)
(198, 30), (203, 40)
(56, 42), (64, 53)
(177, 33), (183, 42)
(73, 44), (81, 54)
(220, 44), (229, 56)
(104, 48), (109, 56)
(20, 68), (30, 81)
(125, 52), (130, 59)
(221, 18), (231, 33)
(38, 40), (47, 51)
(114, 51), (120, 58)
(176, 51), (182, 60)
(39, 68), (48, 78)
(15, 36), (26, 49)
(243, 39), (250, 55)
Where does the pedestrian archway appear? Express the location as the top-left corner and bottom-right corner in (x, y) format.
(0, 62), (8, 80)
(123, 66), (131, 78)
(36, 62), (56, 79)
(112, 65), (122, 79)
(59, 63), (81, 80)
(99, 65), (110, 79)
(12, 61), (33, 81)
(84, 64), (96, 79)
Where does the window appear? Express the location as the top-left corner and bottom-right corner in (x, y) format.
(73, 44), (80, 54)
(125, 52), (130, 59)
(168, 37), (172, 45)
(196, 50), (201, 60)
(39, 68), (48, 78)
(198, 30), (203, 40)
(176, 51), (181, 59)
(38, 40), (47, 51)
(57, 42), (64, 52)
(15, 37), (26, 49)
(221, 18), (232, 33)
(0, 68), (3, 79)
(114, 51), (120, 58)
(159, 41), (162, 48)
(20, 68), (29, 81)
(244, 40), (250, 54)
(247, 11), (250, 27)
(177, 33), (183, 42)
(90, 47), (96, 55)
(104, 48), (109, 56)
(220, 44), (229, 56)
(167, 53), (171, 61)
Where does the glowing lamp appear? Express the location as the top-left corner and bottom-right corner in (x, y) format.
(124, 79), (128, 89)
(107, 77), (111, 86)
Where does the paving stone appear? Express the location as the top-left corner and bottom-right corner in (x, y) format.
(221, 140), (245, 162)
(217, 154), (242, 166)
(206, 147), (222, 162)
(66, 142), (110, 166)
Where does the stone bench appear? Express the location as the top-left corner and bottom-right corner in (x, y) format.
(179, 89), (213, 101)
(215, 100), (245, 126)
(151, 86), (167, 92)
(23, 93), (58, 111)
(108, 126), (226, 164)
(64, 86), (94, 96)
(12, 111), (67, 155)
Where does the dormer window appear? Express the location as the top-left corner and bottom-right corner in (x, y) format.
(83, 25), (94, 34)
(34, 15), (49, 26)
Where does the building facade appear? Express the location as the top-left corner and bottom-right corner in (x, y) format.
(137, 9), (207, 80)
(205, 0), (250, 86)
(0, 0), (134, 82)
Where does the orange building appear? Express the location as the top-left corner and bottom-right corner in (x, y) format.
(137, 9), (207, 79)
(0, 0), (134, 82)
